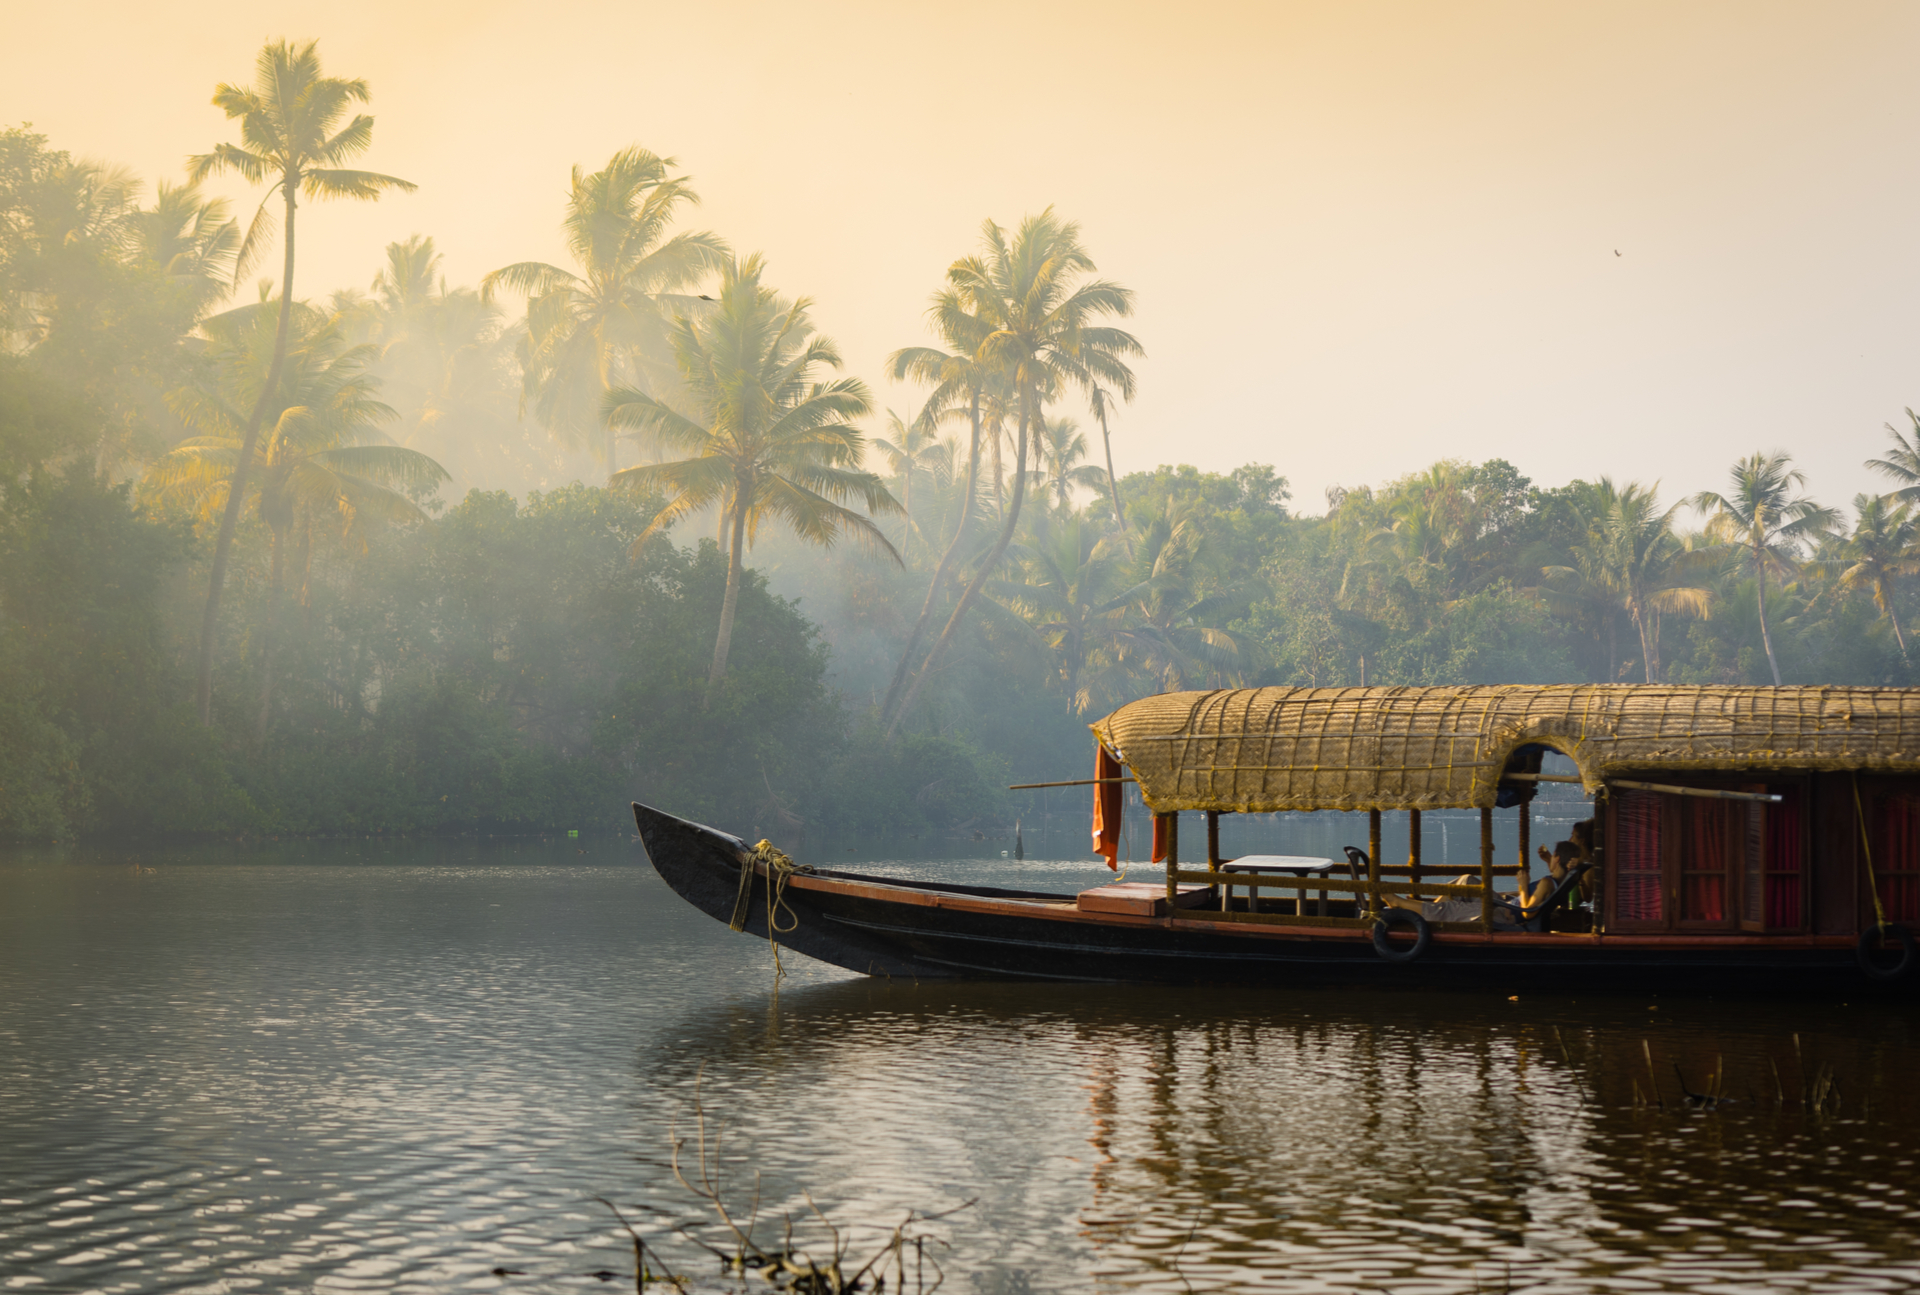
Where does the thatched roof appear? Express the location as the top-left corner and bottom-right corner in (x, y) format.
(1089, 685), (1920, 813)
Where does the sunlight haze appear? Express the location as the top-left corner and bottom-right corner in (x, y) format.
(9, 0), (1918, 509)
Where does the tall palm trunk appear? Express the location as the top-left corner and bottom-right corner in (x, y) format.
(879, 390), (981, 725)
(298, 519), (315, 633)
(902, 465), (913, 563)
(196, 182), (298, 725)
(256, 523), (287, 744)
(708, 483), (750, 692)
(990, 423), (1004, 520)
(887, 389), (1031, 739)
(1755, 549), (1783, 685)
(1880, 576), (1910, 658)
(1095, 403), (1133, 561)
(1630, 600), (1662, 684)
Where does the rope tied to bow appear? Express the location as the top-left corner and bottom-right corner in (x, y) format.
(729, 838), (814, 977)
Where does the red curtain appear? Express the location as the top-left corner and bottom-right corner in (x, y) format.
(1683, 800), (1728, 922)
(1615, 790), (1663, 923)
(1877, 794), (1920, 923)
(1765, 788), (1803, 928)
(1151, 814), (1170, 863)
(1092, 745), (1123, 870)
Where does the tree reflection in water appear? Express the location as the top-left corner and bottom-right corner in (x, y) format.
(638, 981), (1920, 1293)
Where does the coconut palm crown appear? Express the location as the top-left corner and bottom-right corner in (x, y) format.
(1689, 452), (1838, 685)
(483, 147), (727, 474)
(602, 254), (899, 688)
(183, 39), (414, 724)
(884, 209), (1140, 737)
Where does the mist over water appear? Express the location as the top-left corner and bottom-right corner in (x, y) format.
(10, 19), (1920, 1294)
(5, 842), (1917, 1293)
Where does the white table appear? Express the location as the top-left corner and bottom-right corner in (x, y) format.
(1215, 855), (1345, 915)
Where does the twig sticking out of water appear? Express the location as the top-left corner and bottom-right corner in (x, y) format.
(664, 1066), (971, 1293)
(1552, 1025), (1592, 1105)
(1806, 1062), (1842, 1116)
(1470, 1263), (1514, 1294)
(1167, 1205), (1204, 1295)
(594, 1196), (675, 1293)
(1672, 1059), (1732, 1110)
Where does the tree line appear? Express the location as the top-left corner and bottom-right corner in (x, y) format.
(5, 40), (1920, 843)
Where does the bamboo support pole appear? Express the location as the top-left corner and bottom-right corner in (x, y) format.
(1518, 799), (1531, 899)
(1608, 779), (1782, 803)
(1480, 806), (1495, 928)
(1593, 789), (1608, 934)
(1408, 809), (1423, 890)
(1206, 810), (1220, 865)
(1008, 777), (1135, 790)
(1368, 808), (1382, 920)
(1162, 813), (1178, 902)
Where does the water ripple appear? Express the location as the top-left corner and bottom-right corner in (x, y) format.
(3, 844), (1918, 1292)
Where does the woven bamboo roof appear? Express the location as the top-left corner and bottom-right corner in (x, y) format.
(1089, 685), (1920, 813)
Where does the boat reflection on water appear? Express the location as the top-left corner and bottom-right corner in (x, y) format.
(634, 978), (1920, 1292)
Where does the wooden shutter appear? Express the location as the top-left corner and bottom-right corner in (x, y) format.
(1610, 789), (1664, 931)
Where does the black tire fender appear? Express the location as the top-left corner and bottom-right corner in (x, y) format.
(1372, 907), (1431, 963)
(1856, 923), (1915, 982)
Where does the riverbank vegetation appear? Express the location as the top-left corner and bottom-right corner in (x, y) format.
(6, 42), (1920, 842)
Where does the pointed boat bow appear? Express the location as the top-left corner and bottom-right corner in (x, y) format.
(632, 801), (753, 927)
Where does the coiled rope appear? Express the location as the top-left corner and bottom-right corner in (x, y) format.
(729, 839), (814, 977)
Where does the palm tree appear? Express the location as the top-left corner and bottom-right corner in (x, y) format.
(1084, 506), (1248, 703)
(602, 254), (900, 689)
(1086, 380), (1134, 559)
(147, 302), (447, 738)
(876, 297), (997, 724)
(1689, 452), (1838, 685)
(5, 155), (144, 371)
(1385, 462), (1484, 596)
(482, 147), (726, 476)
(11, 164), (239, 475)
(1536, 479), (1630, 678)
(990, 512), (1128, 709)
(871, 400), (945, 560)
(1029, 416), (1109, 512)
(1546, 482), (1713, 683)
(885, 210), (1140, 738)
(185, 39), (415, 725)
(1866, 409), (1920, 504)
(126, 180), (240, 312)
(347, 235), (524, 488)
(1830, 492), (1920, 658)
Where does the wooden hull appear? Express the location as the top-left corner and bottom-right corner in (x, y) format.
(633, 803), (1914, 997)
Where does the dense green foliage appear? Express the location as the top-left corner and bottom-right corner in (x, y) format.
(7, 77), (1920, 844)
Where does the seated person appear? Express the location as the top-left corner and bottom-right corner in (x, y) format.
(1397, 823), (1594, 924)
(1566, 817), (1597, 902)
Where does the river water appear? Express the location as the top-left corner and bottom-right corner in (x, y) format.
(3, 830), (1918, 1294)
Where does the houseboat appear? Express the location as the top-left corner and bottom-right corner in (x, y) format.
(635, 685), (1919, 994)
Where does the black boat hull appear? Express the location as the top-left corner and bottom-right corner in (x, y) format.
(633, 803), (1915, 997)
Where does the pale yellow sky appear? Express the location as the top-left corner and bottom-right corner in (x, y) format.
(7, 0), (1920, 514)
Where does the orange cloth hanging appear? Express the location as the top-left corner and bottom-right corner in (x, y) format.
(1092, 745), (1123, 870)
(1152, 814), (1169, 863)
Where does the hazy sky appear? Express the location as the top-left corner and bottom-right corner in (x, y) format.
(8, 0), (1920, 516)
